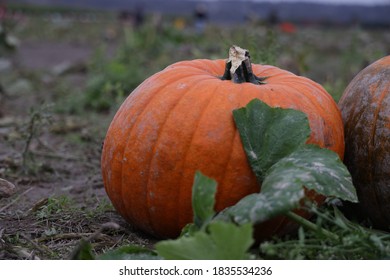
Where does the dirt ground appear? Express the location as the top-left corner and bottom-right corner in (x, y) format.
(0, 39), (156, 260)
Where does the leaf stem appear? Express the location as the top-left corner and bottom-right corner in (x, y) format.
(285, 211), (339, 240)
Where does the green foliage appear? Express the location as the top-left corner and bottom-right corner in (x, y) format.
(156, 171), (254, 260)
(191, 171), (218, 230)
(249, 29), (279, 65)
(71, 242), (162, 260)
(36, 196), (74, 220)
(263, 145), (356, 201)
(85, 198), (114, 219)
(84, 47), (130, 111)
(260, 206), (390, 259)
(232, 98), (311, 182)
(98, 245), (161, 260)
(216, 99), (356, 225)
(156, 222), (254, 260)
(84, 23), (191, 111)
(70, 239), (95, 260)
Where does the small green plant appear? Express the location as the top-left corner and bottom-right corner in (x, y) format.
(85, 198), (114, 219)
(251, 28), (279, 66)
(260, 205), (390, 259)
(5, 232), (21, 245)
(84, 22), (190, 112)
(36, 195), (74, 220)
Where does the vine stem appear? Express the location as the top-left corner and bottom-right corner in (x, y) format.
(285, 211), (339, 240)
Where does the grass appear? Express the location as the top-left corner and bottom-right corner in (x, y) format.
(1, 193), (152, 259)
(35, 195), (74, 219)
(260, 205), (390, 260)
(1, 5), (389, 260)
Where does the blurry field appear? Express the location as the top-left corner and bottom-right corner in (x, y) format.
(0, 6), (389, 259)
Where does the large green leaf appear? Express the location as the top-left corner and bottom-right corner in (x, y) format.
(216, 145), (357, 225)
(216, 99), (357, 226)
(215, 188), (304, 225)
(233, 98), (310, 183)
(156, 222), (254, 260)
(192, 171), (217, 229)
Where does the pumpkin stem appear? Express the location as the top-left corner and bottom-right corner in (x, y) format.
(221, 45), (267, 85)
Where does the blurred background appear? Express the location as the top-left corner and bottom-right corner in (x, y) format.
(0, 0), (389, 177)
(1, 0), (389, 178)
(0, 0), (389, 259)
(2, 0), (390, 111)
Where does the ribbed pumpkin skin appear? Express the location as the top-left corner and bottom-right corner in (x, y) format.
(338, 56), (390, 229)
(101, 59), (344, 239)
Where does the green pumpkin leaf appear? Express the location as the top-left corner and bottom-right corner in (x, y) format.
(215, 188), (304, 225)
(192, 171), (218, 229)
(216, 145), (357, 225)
(233, 98), (311, 183)
(262, 145), (357, 202)
(156, 222), (254, 260)
(217, 99), (357, 226)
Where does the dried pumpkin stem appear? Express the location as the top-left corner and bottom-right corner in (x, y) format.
(221, 45), (267, 85)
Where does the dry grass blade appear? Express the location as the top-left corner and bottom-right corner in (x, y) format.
(20, 233), (55, 256)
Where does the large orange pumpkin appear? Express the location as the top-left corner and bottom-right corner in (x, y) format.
(338, 56), (390, 230)
(101, 46), (344, 239)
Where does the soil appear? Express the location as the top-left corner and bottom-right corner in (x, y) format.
(0, 39), (156, 260)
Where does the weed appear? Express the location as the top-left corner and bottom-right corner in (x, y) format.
(85, 197), (114, 219)
(35, 195), (74, 220)
(4, 232), (21, 245)
(259, 206), (390, 260)
(20, 103), (53, 174)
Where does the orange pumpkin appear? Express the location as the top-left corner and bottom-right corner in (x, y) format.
(338, 56), (390, 230)
(101, 46), (344, 239)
